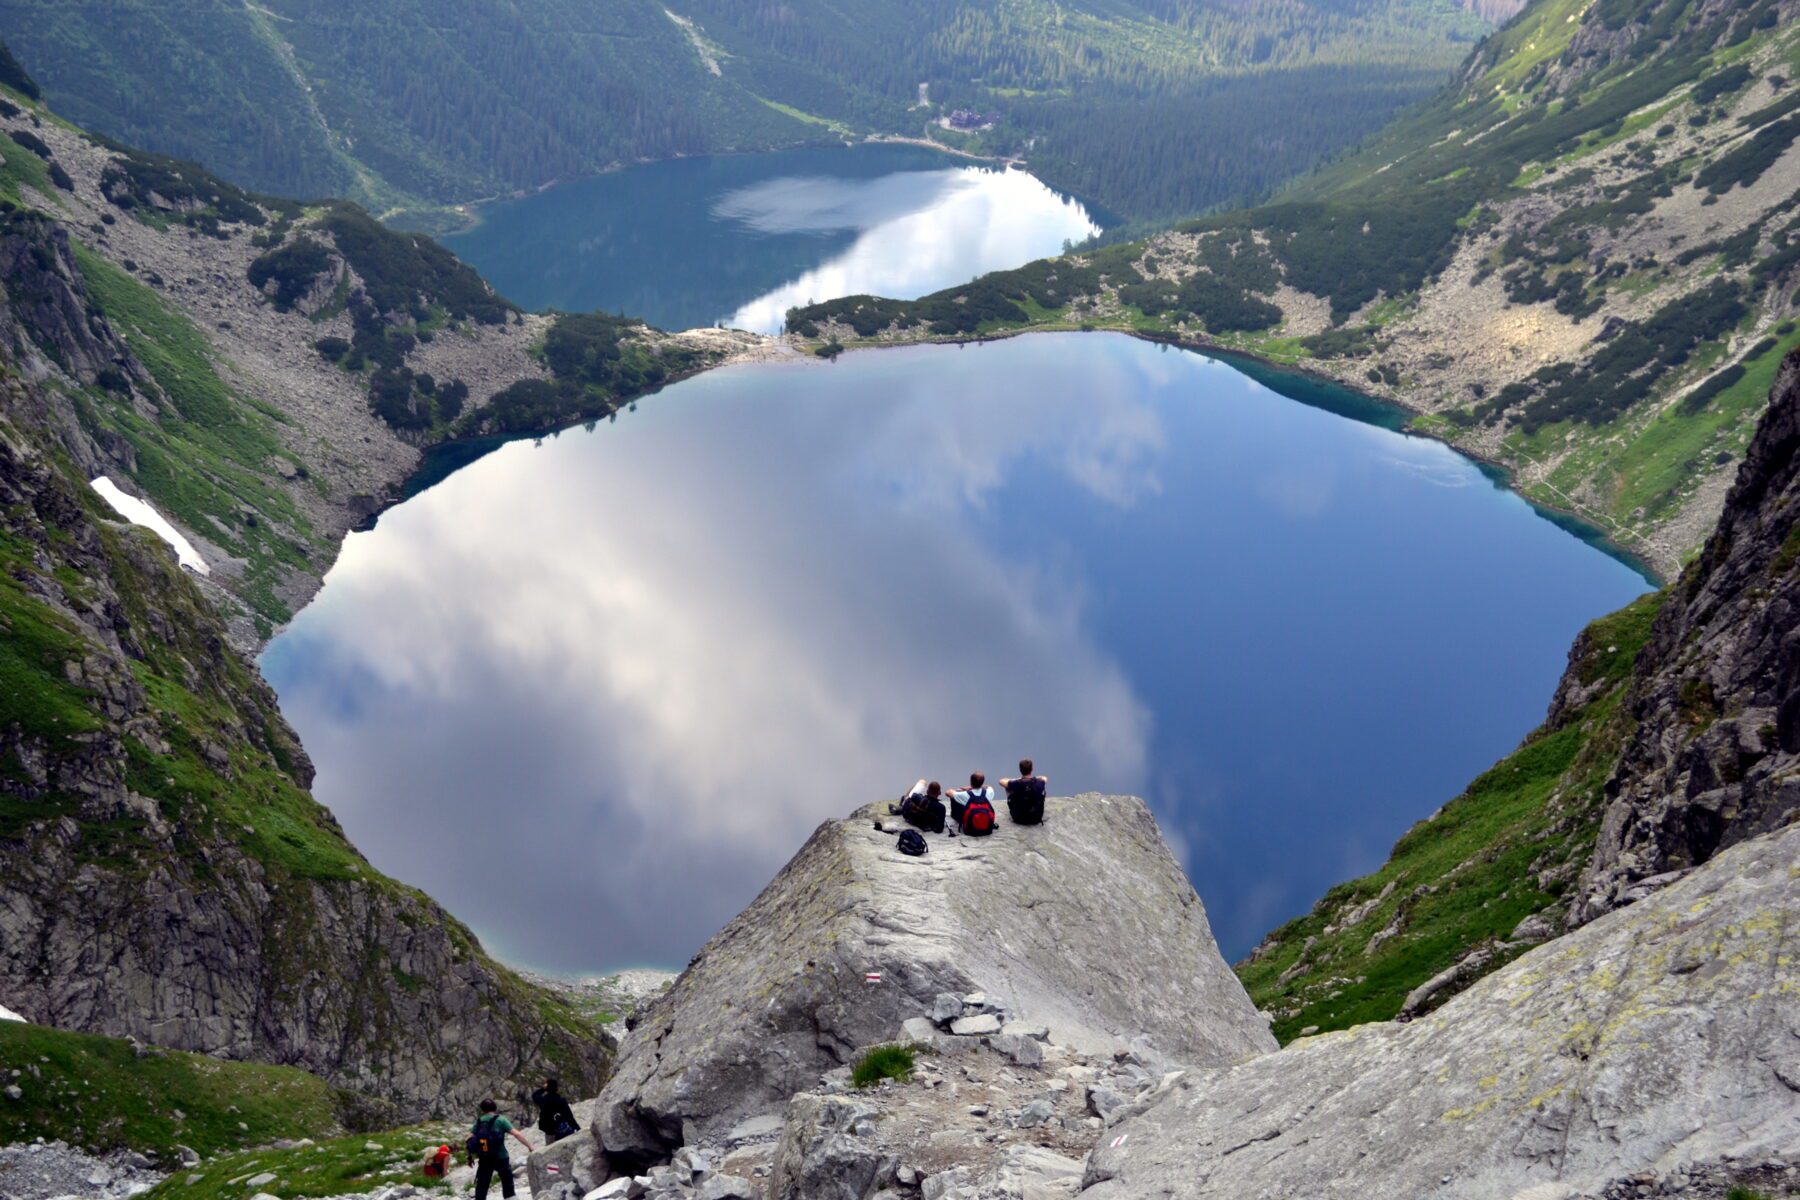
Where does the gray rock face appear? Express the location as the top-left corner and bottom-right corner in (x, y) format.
(1080, 822), (1800, 1200)
(594, 795), (1272, 1170)
(768, 1095), (891, 1200)
(0, 322), (607, 1117)
(1576, 350), (1800, 923)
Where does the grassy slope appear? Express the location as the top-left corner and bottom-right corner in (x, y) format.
(788, 2), (1797, 569)
(1234, 594), (1664, 1041)
(147, 1128), (459, 1200)
(0, 1022), (345, 1157)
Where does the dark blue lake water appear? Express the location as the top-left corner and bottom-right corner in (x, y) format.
(440, 144), (1100, 333)
(262, 334), (1650, 974)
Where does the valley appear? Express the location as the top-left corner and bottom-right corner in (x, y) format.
(789, 0), (1800, 577)
(0, 1), (1796, 1198)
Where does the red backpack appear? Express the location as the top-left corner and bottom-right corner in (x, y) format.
(962, 793), (996, 836)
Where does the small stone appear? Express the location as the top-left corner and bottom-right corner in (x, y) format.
(696, 1174), (755, 1200)
(186, 1176), (203, 1187)
(968, 1104), (990, 1117)
(178, 1146), (201, 1167)
(988, 1033), (1044, 1067)
(950, 1014), (1001, 1037)
(1016, 1100), (1055, 1128)
(1298, 1026), (1320, 1037)
(900, 1017), (940, 1046)
(86, 1168), (113, 1187)
(1000, 1022), (1049, 1042)
(930, 993), (965, 1025)
(2, 1085), (20, 1101)
(246, 1172), (278, 1188)
(1087, 1085), (1128, 1123)
(896, 1166), (921, 1186)
(583, 1180), (632, 1200)
(365, 1141), (383, 1151)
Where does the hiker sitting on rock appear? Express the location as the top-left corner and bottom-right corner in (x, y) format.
(951, 772), (998, 836)
(530, 1077), (579, 1144)
(895, 780), (947, 833)
(467, 1098), (533, 1200)
(1000, 759), (1048, 825)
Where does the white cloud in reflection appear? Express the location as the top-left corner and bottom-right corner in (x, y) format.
(270, 346), (1167, 972)
(724, 167), (1099, 333)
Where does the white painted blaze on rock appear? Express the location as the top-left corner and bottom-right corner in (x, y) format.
(90, 477), (209, 574)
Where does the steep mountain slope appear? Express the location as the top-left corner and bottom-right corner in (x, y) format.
(0, 67), (765, 1119)
(0, 0), (1496, 222)
(791, 0), (1800, 575)
(1240, 350), (1800, 1041)
(1084, 819), (1800, 1200)
(0, 80), (753, 643)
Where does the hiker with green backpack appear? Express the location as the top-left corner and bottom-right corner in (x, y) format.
(466, 1098), (534, 1200)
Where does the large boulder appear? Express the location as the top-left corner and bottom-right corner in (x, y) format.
(1080, 821), (1800, 1200)
(594, 794), (1273, 1170)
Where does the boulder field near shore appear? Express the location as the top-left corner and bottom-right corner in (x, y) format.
(529, 792), (1799, 1200)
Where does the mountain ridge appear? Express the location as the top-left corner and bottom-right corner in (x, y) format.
(789, 0), (1800, 578)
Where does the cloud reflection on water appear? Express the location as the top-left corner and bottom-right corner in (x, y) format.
(723, 166), (1099, 333)
(268, 349), (1157, 970)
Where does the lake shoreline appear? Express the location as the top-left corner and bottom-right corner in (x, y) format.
(804, 324), (1665, 586)
(406, 136), (1032, 241)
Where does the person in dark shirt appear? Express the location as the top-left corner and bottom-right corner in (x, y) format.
(1000, 759), (1048, 825)
(896, 779), (948, 833)
(531, 1078), (579, 1144)
(467, 1098), (534, 1200)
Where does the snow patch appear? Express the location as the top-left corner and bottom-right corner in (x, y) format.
(0, 1003), (24, 1022)
(90, 477), (209, 575)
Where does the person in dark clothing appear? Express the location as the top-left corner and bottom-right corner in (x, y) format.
(531, 1078), (579, 1144)
(896, 780), (948, 833)
(1000, 759), (1048, 825)
(468, 1098), (533, 1200)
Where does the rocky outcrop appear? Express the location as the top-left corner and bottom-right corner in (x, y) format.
(1576, 349), (1800, 922)
(0, 364), (608, 1116)
(592, 796), (1273, 1173)
(1080, 820), (1800, 1200)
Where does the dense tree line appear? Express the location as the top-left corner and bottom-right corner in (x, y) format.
(2, 0), (1488, 221)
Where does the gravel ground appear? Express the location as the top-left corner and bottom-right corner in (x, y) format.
(0, 1140), (162, 1200)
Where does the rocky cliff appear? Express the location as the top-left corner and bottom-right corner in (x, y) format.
(589, 796), (1273, 1176)
(1240, 351), (1800, 1041)
(0, 93), (620, 1116)
(1081, 819), (1800, 1200)
(1577, 348), (1800, 918)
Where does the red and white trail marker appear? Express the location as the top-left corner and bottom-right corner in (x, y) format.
(865, 971), (883, 984)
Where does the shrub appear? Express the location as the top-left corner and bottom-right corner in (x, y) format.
(851, 1045), (915, 1089)
(0, 41), (40, 100)
(248, 238), (332, 311)
(313, 336), (351, 363)
(47, 161), (72, 191)
(9, 129), (50, 159)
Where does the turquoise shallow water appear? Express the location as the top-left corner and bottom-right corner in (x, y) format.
(263, 334), (1650, 973)
(441, 144), (1100, 333)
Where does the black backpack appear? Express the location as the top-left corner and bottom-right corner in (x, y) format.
(467, 1115), (503, 1163)
(1006, 777), (1046, 825)
(901, 793), (946, 834)
(897, 828), (928, 856)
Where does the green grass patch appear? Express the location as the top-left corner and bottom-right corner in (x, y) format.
(1237, 592), (1665, 1041)
(145, 1126), (455, 1200)
(0, 1021), (343, 1158)
(851, 1044), (916, 1088)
